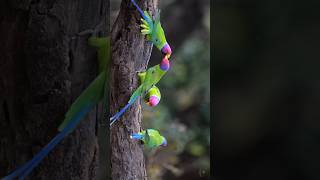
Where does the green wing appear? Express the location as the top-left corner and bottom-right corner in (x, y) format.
(143, 129), (162, 148)
(141, 66), (157, 92)
(58, 71), (106, 131)
(88, 37), (110, 73)
(129, 65), (157, 103)
(145, 129), (151, 145)
(59, 36), (110, 131)
(128, 85), (143, 104)
(150, 10), (167, 50)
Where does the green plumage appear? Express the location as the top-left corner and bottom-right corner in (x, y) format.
(140, 10), (168, 51)
(109, 63), (167, 125)
(2, 36), (111, 179)
(58, 37), (110, 131)
(88, 37), (110, 73)
(129, 64), (167, 104)
(144, 85), (161, 103)
(58, 71), (106, 131)
(133, 129), (166, 148)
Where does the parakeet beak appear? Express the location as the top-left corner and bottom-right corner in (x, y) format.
(161, 43), (172, 56)
(160, 137), (167, 147)
(160, 55), (170, 71)
(148, 96), (160, 107)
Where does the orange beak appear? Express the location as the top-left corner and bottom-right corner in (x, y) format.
(165, 54), (171, 60)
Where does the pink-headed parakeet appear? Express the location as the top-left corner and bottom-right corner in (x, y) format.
(109, 55), (170, 126)
(130, 0), (172, 57)
(143, 85), (161, 107)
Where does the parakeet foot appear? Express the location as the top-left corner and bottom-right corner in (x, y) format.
(140, 18), (152, 35)
(137, 71), (147, 83)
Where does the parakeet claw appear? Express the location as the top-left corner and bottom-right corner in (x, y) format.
(137, 71), (147, 83)
(140, 18), (151, 35)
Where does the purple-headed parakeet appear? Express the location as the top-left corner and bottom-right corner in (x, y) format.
(109, 56), (171, 126)
(130, 0), (172, 57)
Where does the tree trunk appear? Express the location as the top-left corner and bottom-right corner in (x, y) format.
(110, 0), (158, 179)
(0, 0), (108, 179)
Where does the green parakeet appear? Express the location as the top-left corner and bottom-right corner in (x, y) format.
(2, 36), (110, 180)
(58, 37), (110, 131)
(130, 0), (172, 56)
(109, 55), (170, 126)
(130, 129), (167, 148)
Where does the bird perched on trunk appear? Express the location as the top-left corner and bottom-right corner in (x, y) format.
(130, 0), (172, 57)
(109, 0), (173, 126)
(130, 129), (167, 148)
(109, 55), (170, 126)
(2, 36), (110, 180)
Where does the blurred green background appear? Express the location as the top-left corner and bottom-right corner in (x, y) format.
(110, 0), (210, 179)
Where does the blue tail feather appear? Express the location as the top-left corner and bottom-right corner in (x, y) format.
(130, 0), (149, 21)
(2, 104), (93, 180)
(109, 95), (139, 126)
(130, 133), (144, 140)
(2, 162), (31, 180)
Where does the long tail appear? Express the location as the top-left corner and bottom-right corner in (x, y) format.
(109, 95), (139, 126)
(130, 0), (148, 20)
(130, 133), (144, 140)
(2, 104), (93, 180)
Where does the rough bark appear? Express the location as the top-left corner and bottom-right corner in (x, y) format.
(110, 0), (158, 179)
(0, 0), (108, 179)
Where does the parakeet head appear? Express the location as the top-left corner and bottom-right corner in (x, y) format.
(161, 43), (172, 56)
(160, 55), (170, 71)
(160, 136), (167, 147)
(144, 86), (161, 106)
(148, 95), (160, 107)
